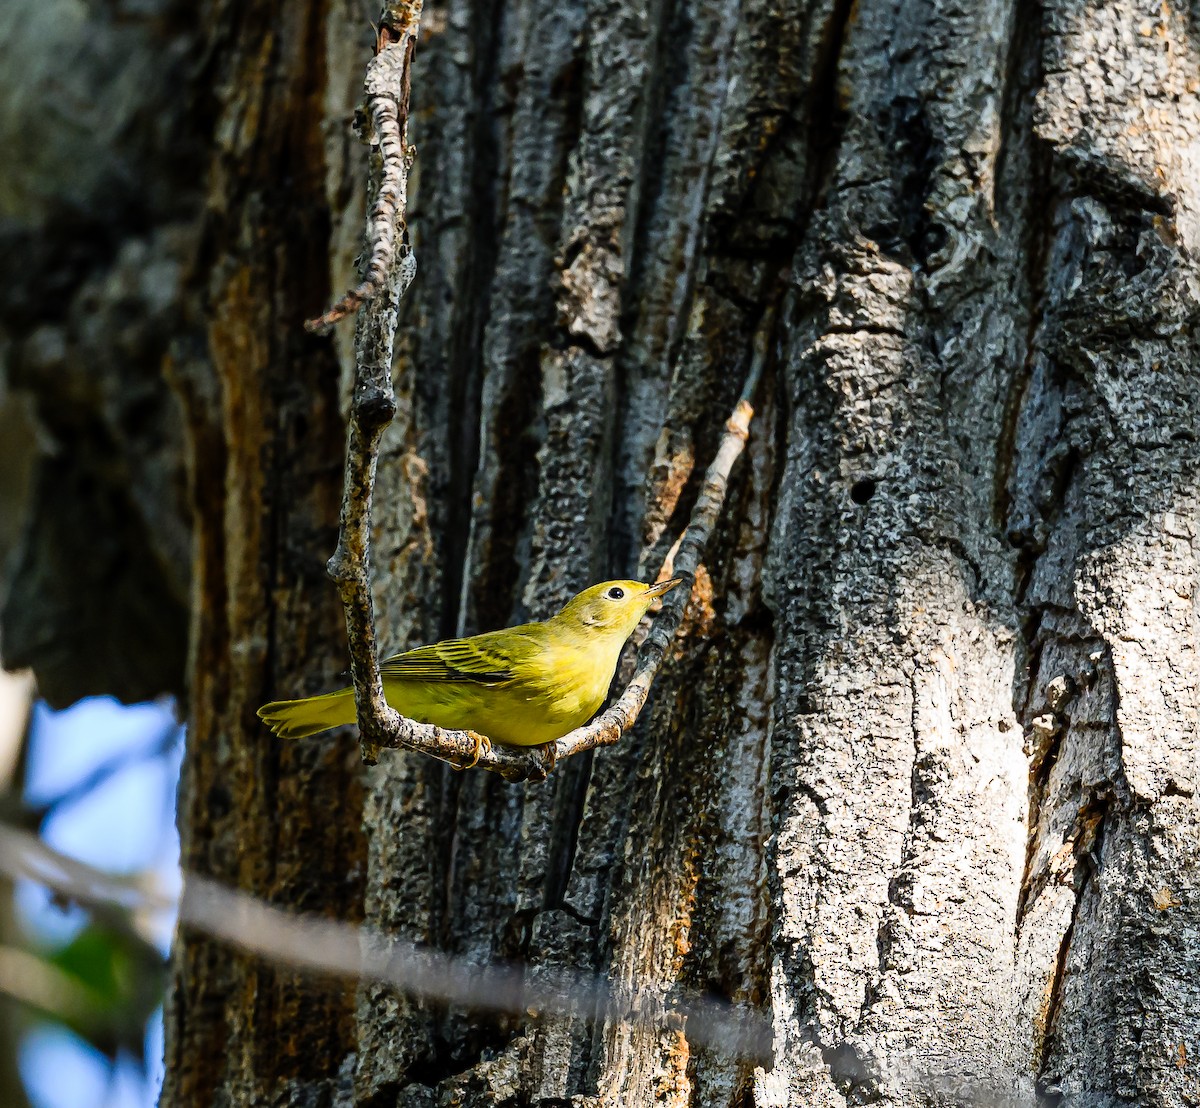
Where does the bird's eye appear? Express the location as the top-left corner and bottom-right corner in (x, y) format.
(606, 586), (625, 600)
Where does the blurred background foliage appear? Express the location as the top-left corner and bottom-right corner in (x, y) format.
(0, 0), (202, 1101)
(0, 693), (182, 1108)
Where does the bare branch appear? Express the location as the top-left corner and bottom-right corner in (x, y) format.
(304, 3), (422, 334)
(318, 2), (423, 763)
(313, 5), (779, 777)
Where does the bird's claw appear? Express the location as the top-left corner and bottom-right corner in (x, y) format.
(455, 731), (492, 770)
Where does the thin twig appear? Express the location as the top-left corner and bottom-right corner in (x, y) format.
(0, 823), (771, 1062)
(305, 3), (422, 334)
(323, 2), (423, 763)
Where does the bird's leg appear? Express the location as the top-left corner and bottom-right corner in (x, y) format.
(538, 741), (558, 777)
(455, 730), (492, 770)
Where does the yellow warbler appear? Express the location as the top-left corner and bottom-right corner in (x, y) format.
(257, 578), (682, 748)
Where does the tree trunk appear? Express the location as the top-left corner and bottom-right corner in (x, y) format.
(3, 0), (1199, 1105)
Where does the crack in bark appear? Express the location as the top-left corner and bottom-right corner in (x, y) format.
(1034, 793), (1111, 1076)
(542, 752), (596, 912)
(993, 0), (1053, 538)
(803, 0), (856, 213)
(439, 0), (511, 640)
(1014, 643), (1096, 929)
(870, 667), (925, 991)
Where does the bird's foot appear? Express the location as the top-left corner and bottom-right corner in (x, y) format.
(537, 741), (558, 777)
(455, 731), (492, 770)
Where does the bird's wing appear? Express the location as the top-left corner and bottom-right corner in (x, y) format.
(381, 628), (536, 686)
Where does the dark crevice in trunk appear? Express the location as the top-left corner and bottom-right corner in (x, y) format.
(884, 94), (943, 268)
(993, 0), (1051, 535)
(1035, 793), (1111, 1074)
(819, 1038), (882, 1103)
(543, 750), (596, 912)
(993, 0), (1041, 219)
(606, 0), (687, 575)
(471, 46), (588, 634)
(440, 0), (508, 641)
(803, 0), (855, 212)
(471, 380), (545, 631)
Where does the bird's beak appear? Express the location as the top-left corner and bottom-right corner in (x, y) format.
(646, 575), (685, 598)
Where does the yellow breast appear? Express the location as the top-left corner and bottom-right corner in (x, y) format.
(383, 633), (621, 747)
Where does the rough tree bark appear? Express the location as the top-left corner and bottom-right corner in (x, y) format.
(2, 0), (1199, 1105)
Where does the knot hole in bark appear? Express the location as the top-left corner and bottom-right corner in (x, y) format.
(850, 478), (877, 504)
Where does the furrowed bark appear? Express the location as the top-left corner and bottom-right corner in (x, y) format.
(761, 0), (1200, 1104)
(4, 0), (1199, 1105)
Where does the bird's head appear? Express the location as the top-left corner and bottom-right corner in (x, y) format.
(555, 577), (685, 640)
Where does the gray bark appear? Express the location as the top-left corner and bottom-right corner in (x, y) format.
(1, 0), (1198, 1106)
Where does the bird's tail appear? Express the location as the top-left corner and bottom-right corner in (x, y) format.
(257, 687), (356, 739)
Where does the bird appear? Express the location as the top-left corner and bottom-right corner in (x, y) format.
(257, 577), (683, 763)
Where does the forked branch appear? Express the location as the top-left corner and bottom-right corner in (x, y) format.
(322, 2), (777, 779)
